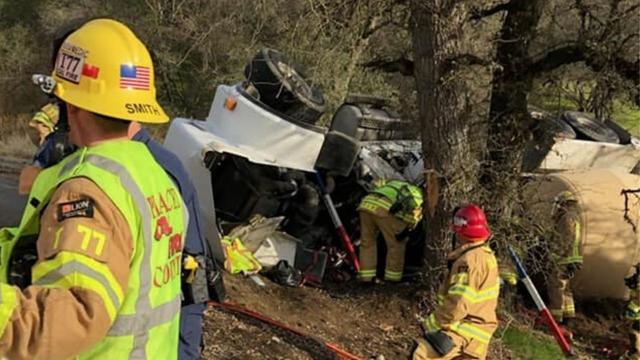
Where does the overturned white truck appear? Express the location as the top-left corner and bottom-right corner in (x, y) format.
(164, 48), (640, 297)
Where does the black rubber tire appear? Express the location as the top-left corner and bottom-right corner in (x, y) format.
(562, 111), (620, 144)
(244, 48), (326, 125)
(604, 118), (632, 145)
(528, 106), (576, 139)
(541, 115), (577, 139)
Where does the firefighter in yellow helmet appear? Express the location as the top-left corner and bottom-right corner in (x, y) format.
(546, 190), (583, 339)
(27, 103), (59, 146)
(414, 204), (500, 360)
(357, 179), (423, 282)
(0, 19), (186, 359)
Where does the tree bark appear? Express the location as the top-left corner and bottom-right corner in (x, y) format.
(410, 0), (476, 289)
(481, 0), (546, 220)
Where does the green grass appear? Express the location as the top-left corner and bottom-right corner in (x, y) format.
(499, 326), (566, 359)
(612, 101), (640, 136)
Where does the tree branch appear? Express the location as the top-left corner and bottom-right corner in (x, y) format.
(470, 1), (513, 21)
(526, 42), (586, 75)
(526, 42), (639, 86)
(441, 54), (492, 74)
(361, 56), (414, 76)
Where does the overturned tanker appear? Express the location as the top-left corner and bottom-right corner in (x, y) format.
(525, 169), (640, 300)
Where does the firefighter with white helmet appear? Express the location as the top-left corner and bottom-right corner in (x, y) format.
(414, 204), (500, 360)
(0, 19), (186, 359)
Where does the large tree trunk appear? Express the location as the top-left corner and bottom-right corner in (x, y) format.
(410, 1), (476, 289)
(481, 0), (546, 221)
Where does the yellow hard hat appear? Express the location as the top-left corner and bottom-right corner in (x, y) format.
(52, 19), (168, 123)
(554, 190), (577, 204)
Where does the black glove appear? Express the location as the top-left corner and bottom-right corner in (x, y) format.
(563, 263), (581, 278)
(626, 266), (640, 290)
(424, 331), (454, 356)
(396, 227), (410, 241)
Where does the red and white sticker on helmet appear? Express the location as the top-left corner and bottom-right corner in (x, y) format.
(55, 43), (88, 84)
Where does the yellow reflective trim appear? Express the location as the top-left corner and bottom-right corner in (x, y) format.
(424, 313), (492, 344)
(550, 309), (564, 316)
(425, 313), (440, 332)
(0, 284), (17, 337)
(32, 251), (124, 321)
(52, 227), (63, 249)
(450, 272), (469, 285)
(573, 221), (581, 257)
(450, 322), (492, 344)
(448, 284), (500, 303)
(384, 270), (402, 281)
(40, 274), (118, 321)
(558, 256), (583, 265)
(629, 301), (640, 313)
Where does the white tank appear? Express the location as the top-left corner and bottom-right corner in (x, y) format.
(525, 170), (640, 300)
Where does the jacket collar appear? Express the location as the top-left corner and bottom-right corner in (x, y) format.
(447, 241), (486, 261)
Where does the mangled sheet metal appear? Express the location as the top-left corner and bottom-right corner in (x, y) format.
(539, 138), (640, 173)
(357, 141), (422, 186)
(205, 85), (326, 172)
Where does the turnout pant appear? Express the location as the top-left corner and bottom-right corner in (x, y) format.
(412, 338), (481, 360)
(547, 269), (575, 322)
(630, 321), (640, 359)
(358, 211), (408, 282)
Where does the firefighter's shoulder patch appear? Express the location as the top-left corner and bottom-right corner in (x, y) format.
(57, 198), (94, 222)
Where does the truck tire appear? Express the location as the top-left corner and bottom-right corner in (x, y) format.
(604, 118), (632, 145)
(244, 48), (326, 125)
(542, 115), (576, 139)
(563, 111), (620, 144)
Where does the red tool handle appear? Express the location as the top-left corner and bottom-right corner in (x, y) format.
(540, 308), (574, 356)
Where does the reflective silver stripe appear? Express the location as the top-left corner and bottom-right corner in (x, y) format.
(59, 151), (83, 177)
(108, 295), (181, 336)
(83, 155), (185, 359)
(33, 260), (122, 310)
(84, 155), (152, 359)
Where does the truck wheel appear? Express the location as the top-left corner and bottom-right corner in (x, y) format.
(244, 48), (326, 125)
(604, 118), (632, 145)
(562, 111), (620, 144)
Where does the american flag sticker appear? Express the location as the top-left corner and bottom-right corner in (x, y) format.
(120, 65), (150, 90)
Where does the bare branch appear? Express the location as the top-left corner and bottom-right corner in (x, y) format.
(470, 1), (513, 21)
(441, 54), (492, 74)
(361, 56), (414, 76)
(526, 42), (640, 86)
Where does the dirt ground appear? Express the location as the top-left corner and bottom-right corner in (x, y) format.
(202, 274), (514, 360)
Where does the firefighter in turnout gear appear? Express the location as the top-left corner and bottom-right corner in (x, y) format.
(0, 19), (187, 359)
(357, 179), (423, 282)
(547, 190), (583, 336)
(414, 204), (500, 360)
(625, 264), (640, 359)
(27, 102), (59, 146)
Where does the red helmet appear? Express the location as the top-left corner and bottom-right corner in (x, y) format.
(452, 204), (491, 240)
